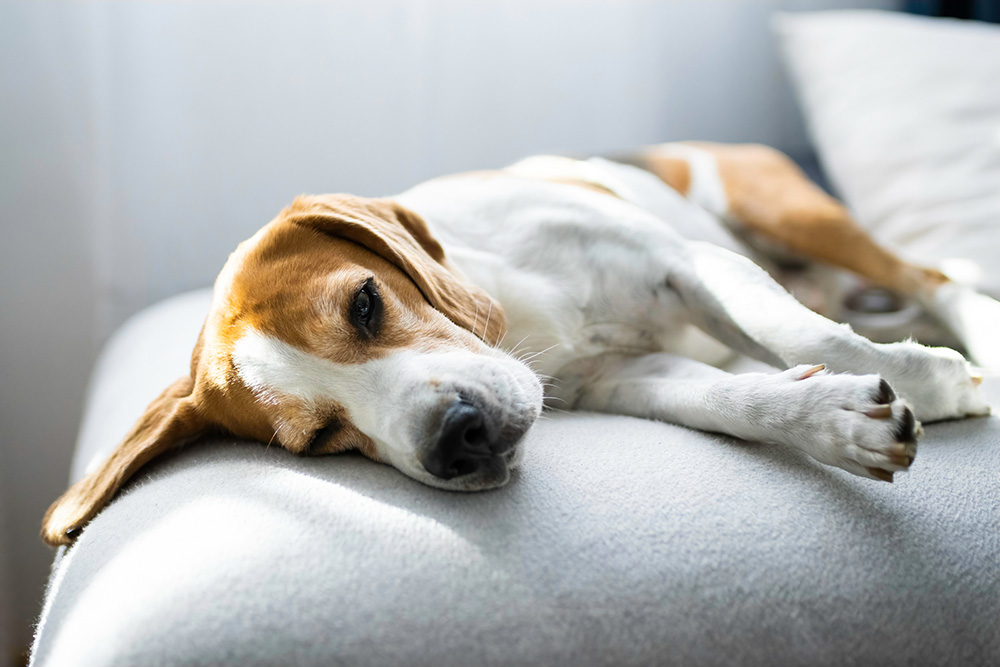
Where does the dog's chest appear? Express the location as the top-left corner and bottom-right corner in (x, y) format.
(397, 176), (698, 376)
(496, 254), (687, 369)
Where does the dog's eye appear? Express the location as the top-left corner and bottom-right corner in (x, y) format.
(350, 279), (381, 335)
(355, 290), (372, 322)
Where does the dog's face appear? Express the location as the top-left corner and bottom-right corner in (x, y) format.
(42, 195), (543, 546)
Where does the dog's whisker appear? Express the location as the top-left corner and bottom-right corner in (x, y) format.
(483, 301), (493, 341)
(509, 334), (532, 356)
(523, 342), (561, 358)
(514, 345), (548, 365)
(519, 343), (561, 365)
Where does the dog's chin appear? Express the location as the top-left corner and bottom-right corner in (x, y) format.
(410, 449), (520, 492)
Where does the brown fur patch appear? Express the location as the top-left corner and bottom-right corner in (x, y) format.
(630, 152), (691, 196)
(641, 142), (951, 298)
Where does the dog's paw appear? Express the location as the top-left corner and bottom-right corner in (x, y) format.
(875, 342), (990, 423)
(927, 282), (1000, 372)
(774, 365), (921, 482)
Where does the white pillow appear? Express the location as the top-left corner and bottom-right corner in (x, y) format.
(774, 10), (1000, 296)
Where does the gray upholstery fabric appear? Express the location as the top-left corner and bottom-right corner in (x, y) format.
(31, 290), (1000, 666)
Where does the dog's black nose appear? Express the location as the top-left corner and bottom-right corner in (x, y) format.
(422, 401), (493, 480)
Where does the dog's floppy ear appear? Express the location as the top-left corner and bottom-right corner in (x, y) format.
(285, 194), (506, 344)
(41, 376), (207, 546)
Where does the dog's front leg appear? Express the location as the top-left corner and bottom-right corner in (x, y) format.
(669, 241), (989, 423)
(570, 353), (917, 482)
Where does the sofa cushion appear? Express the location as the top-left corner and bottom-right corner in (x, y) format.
(31, 290), (1000, 666)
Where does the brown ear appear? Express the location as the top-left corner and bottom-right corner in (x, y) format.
(41, 376), (207, 546)
(284, 194), (506, 345)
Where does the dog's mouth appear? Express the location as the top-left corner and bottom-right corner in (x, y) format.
(426, 454), (515, 491)
(415, 447), (523, 491)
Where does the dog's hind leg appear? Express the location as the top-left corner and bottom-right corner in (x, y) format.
(570, 352), (918, 482)
(628, 142), (948, 297)
(629, 142), (1000, 371)
(669, 241), (989, 423)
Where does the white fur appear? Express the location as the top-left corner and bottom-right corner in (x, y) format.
(928, 281), (1000, 374)
(391, 158), (989, 481)
(574, 356), (919, 480)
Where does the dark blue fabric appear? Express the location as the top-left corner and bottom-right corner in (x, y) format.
(905, 0), (1000, 22)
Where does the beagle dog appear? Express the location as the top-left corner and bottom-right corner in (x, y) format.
(43, 142), (995, 547)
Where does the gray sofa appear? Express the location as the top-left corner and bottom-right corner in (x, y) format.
(30, 289), (1000, 666)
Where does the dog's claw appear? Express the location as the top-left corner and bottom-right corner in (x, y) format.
(887, 442), (907, 455)
(874, 378), (896, 405)
(797, 364), (826, 380)
(865, 404), (893, 419)
(866, 467), (894, 483)
(885, 453), (911, 467)
(893, 407), (918, 443)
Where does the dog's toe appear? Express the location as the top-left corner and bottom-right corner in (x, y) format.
(815, 375), (920, 479)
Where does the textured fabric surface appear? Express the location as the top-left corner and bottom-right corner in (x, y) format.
(775, 10), (1000, 295)
(32, 290), (1000, 666)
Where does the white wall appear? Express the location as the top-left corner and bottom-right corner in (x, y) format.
(0, 0), (899, 652)
(1, 3), (103, 656)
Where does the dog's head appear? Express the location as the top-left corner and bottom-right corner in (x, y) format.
(42, 195), (543, 546)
